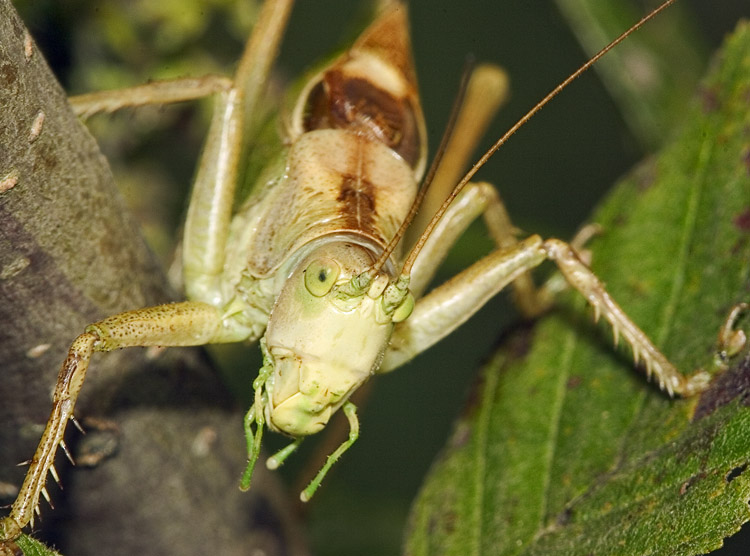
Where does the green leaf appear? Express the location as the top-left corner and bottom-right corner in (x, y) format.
(405, 21), (750, 556)
(13, 534), (62, 556)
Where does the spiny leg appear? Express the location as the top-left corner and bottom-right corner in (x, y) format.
(7, 332), (97, 532)
(0, 301), (231, 538)
(472, 184), (604, 318)
(543, 239), (711, 396)
(383, 235), (715, 397)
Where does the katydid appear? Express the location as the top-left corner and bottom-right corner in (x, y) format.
(1, 0), (746, 550)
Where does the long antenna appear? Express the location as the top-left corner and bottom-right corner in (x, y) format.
(400, 0), (677, 277)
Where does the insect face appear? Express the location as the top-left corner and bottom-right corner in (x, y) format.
(261, 242), (397, 436)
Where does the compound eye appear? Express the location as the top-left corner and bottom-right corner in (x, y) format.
(304, 258), (341, 297)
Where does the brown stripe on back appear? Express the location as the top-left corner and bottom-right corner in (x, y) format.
(337, 170), (376, 236)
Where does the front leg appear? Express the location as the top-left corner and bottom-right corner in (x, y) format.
(409, 180), (549, 316)
(382, 235), (714, 397)
(0, 301), (234, 538)
(183, 0), (293, 305)
(383, 236), (546, 373)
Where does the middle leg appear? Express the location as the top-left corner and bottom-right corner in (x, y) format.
(382, 235), (712, 397)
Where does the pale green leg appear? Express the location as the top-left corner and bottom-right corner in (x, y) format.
(300, 402), (359, 502)
(408, 180), (546, 317)
(0, 301), (231, 539)
(384, 236), (547, 373)
(66, 1), (295, 307)
(68, 76), (233, 118)
(408, 181), (499, 297)
(182, 0), (294, 305)
(266, 438), (304, 470)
